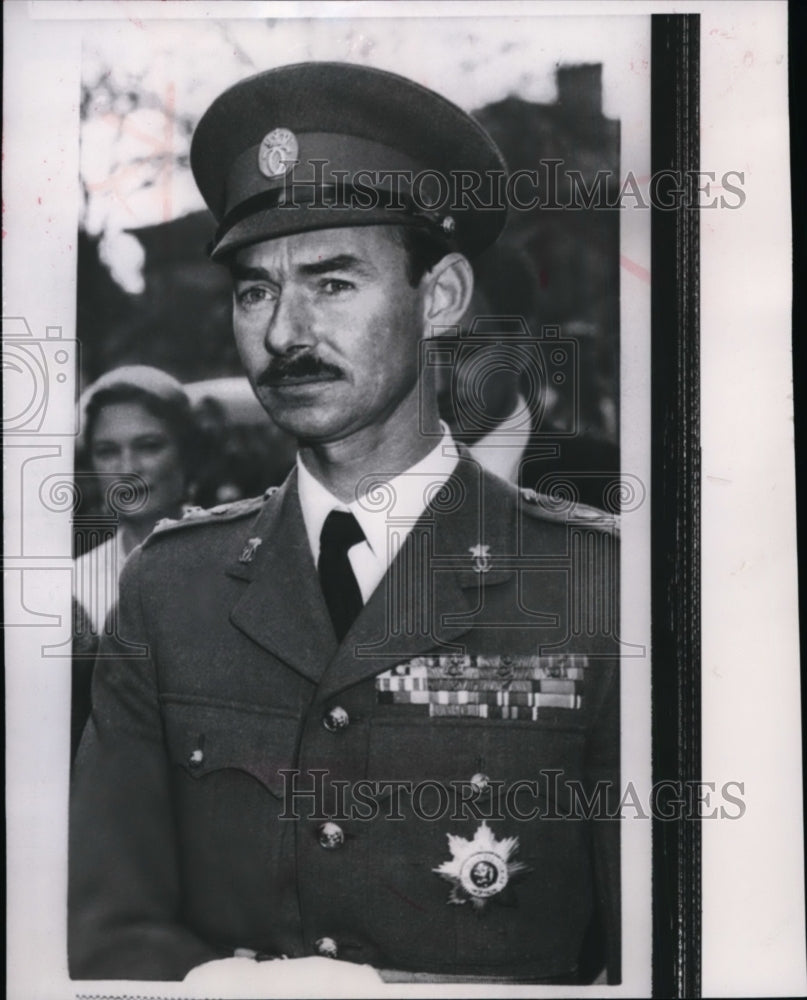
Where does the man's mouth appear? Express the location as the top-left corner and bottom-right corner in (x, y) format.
(261, 371), (341, 387)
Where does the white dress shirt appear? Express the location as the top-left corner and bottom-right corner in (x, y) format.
(296, 430), (459, 603)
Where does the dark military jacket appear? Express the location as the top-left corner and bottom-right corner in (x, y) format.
(69, 455), (620, 983)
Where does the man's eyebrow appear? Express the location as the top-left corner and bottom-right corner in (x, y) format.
(230, 255), (375, 282)
(297, 254), (375, 277)
(230, 263), (274, 282)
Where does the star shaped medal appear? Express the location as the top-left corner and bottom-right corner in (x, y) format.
(433, 821), (530, 910)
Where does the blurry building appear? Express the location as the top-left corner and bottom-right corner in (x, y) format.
(472, 63), (620, 449)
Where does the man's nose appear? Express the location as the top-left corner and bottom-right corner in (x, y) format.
(263, 288), (313, 355)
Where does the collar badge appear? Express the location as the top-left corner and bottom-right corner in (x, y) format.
(469, 544), (491, 573)
(239, 537), (263, 564)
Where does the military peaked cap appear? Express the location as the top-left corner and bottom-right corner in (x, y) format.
(191, 62), (508, 260)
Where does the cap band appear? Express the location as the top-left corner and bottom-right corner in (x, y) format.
(224, 132), (426, 215)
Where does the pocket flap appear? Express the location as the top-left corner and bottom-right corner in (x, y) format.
(161, 696), (299, 798)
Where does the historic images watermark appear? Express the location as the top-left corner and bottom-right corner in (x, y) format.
(278, 770), (747, 823)
(259, 160), (746, 214)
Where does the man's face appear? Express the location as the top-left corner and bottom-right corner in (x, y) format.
(231, 226), (427, 444)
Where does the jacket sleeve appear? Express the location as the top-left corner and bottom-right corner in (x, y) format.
(68, 545), (220, 980)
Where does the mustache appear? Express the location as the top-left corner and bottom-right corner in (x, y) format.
(257, 350), (343, 386)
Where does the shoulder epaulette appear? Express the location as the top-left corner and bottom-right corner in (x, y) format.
(143, 493), (268, 547)
(518, 487), (619, 530)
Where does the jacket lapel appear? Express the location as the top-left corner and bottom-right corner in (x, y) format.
(227, 471), (338, 683)
(225, 458), (520, 696)
(318, 457), (516, 700)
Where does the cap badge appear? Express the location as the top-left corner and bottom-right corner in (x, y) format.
(434, 821), (529, 909)
(258, 127), (299, 178)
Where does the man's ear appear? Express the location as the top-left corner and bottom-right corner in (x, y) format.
(421, 253), (474, 337)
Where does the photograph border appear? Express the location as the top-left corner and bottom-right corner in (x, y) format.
(8, 3), (767, 996)
(650, 13), (701, 999)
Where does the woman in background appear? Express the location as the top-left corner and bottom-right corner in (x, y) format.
(72, 365), (198, 759)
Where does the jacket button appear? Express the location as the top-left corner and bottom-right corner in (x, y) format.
(318, 822), (345, 849)
(315, 936), (338, 959)
(322, 706), (350, 732)
(188, 748), (204, 768)
(470, 772), (490, 793)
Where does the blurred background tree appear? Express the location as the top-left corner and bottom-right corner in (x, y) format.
(76, 16), (626, 504)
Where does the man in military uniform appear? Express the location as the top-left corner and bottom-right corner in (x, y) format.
(69, 62), (620, 985)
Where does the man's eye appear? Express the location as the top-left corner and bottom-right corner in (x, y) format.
(236, 285), (274, 308)
(320, 278), (354, 295)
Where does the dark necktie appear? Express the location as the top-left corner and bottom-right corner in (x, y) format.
(318, 510), (365, 641)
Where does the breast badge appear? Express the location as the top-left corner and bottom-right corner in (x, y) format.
(433, 821), (529, 910)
